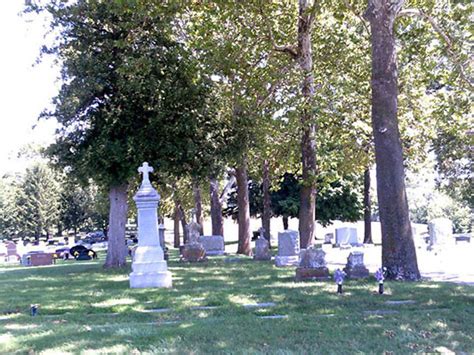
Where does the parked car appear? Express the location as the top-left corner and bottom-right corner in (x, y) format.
(83, 231), (107, 244)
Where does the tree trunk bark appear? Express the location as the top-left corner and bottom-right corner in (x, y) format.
(296, 0), (317, 249)
(282, 215), (289, 230)
(262, 159), (272, 247)
(365, 0), (420, 280)
(179, 205), (188, 244)
(104, 183), (128, 268)
(173, 204), (180, 248)
(210, 176), (224, 237)
(236, 159), (252, 255)
(193, 180), (204, 235)
(363, 168), (373, 244)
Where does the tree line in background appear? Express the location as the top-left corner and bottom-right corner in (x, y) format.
(0, 162), (108, 241)
(18, 0), (472, 279)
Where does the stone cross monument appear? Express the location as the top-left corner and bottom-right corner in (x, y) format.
(129, 162), (172, 288)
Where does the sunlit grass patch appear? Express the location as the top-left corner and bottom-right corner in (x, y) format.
(92, 298), (137, 308)
(0, 254), (473, 354)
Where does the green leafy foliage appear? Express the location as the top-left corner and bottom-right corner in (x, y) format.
(36, 0), (224, 189)
(223, 173), (362, 226)
(0, 163), (109, 240)
(11, 164), (61, 239)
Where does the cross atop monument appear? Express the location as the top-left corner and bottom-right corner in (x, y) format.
(138, 162), (153, 186)
(258, 227), (265, 238)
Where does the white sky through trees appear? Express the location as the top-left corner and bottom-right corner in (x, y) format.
(0, 1), (59, 175)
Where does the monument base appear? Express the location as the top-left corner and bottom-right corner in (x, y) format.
(254, 254), (272, 261)
(344, 265), (370, 279)
(275, 255), (299, 267)
(181, 242), (207, 262)
(205, 250), (225, 256)
(295, 267), (330, 281)
(130, 246), (172, 288)
(129, 271), (172, 288)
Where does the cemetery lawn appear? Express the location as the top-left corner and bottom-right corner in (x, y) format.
(1, 252), (473, 354)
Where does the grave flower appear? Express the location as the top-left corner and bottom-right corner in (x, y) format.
(375, 267), (387, 294)
(30, 304), (38, 316)
(334, 269), (346, 294)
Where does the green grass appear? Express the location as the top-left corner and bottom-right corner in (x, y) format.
(1, 250), (473, 354)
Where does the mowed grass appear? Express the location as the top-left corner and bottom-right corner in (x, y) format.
(0, 250), (473, 354)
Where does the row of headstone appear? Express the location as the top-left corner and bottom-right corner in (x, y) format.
(272, 229), (370, 281)
(313, 218), (457, 248)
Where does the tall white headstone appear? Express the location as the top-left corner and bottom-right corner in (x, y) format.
(129, 162), (172, 288)
(335, 227), (359, 246)
(428, 218), (453, 247)
(275, 230), (300, 267)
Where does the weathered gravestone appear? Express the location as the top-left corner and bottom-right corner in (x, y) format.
(275, 230), (299, 267)
(5, 241), (19, 263)
(181, 211), (206, 262)
(343, 251), (369, 279)
(158, 224), (169, 261)
(335, 227), (359, 246)
(23, 252), (55, 266)
(324, 233), (334, 244)
(253, 227), (272, 261)
(129, 162), (172, 288)
(428, 218), (452, 249)
(295, 247), (330, 281)
(198, 235), (225, 256)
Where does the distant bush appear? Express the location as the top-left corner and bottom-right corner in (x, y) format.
(409, 190), (472, 233)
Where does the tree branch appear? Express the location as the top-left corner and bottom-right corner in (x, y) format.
(343, 0), (370, 37)
(308, 1), (320, 26)
(256, 66), (291, 108)
(398, 8), (473, 89)
(259, 5), (298, 59)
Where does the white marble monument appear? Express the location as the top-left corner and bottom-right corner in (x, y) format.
(275, 230), (300, 267)
(129, 162), (172, 288)
(428, 218), (453, 248)
(335, 227), (359, 246)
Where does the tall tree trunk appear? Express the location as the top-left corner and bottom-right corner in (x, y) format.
(262, 159), (272, 247)
(363, 168), (373, 244)
(179, 205), (188, 243)
(282, 215), (289, 230)
(236, 159), (252, 255)
(296, 0), (317, 249)
(193, 180), (204, 235)
(104, 183), (128, 268)
(210, 176), (224, 237)
(365, 0), (420, 280)
(173, 204), (180, 248)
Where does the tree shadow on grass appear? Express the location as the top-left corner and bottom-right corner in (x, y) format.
(1, 256), (473, 353)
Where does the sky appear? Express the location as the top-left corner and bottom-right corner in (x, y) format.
(0, 1), (60, 175)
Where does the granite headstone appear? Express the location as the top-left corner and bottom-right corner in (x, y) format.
(343, 251), (369, 279)
(275, 230), (299, 267)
